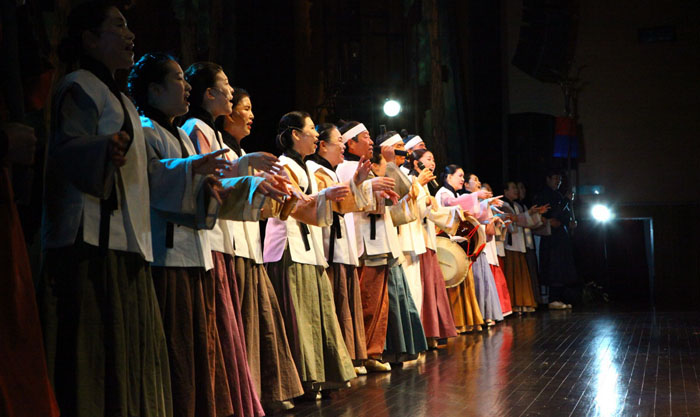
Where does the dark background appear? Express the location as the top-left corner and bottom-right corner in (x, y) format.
(4, 0), (699, 309)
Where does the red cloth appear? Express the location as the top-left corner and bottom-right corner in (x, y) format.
(490, 264), (513, 316)
(212, 252), (264, 417)
(0, 167), (60, 417)
(419, 250), (458, 338)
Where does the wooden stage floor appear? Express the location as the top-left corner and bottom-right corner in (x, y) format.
(287, 310), (700, 417)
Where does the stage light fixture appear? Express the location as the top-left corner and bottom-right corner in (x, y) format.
(591, 204), (613, 222)
(383, 100), (401, 117)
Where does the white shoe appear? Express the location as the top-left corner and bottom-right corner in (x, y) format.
(365, 359), (391, 372)
(548, 301), (567, 310)
(565, 304), (573, 309)
(354, 366), (368, 375)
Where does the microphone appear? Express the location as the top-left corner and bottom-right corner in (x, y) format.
(417, 161), (439, 188)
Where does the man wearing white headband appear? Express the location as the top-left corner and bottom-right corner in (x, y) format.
(340, 121), (373, 160)
(400, 135), (426, 175)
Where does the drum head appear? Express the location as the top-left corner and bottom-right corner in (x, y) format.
(435, 236), (469, 288)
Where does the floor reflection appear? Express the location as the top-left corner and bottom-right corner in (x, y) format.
(289, 311), (700, 417)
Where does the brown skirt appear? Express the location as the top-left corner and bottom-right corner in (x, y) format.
(152, 265), (232, 417)
(234, 256), (303, 404)
(211, 252), (264, 417)
(40, 243), (172, 417)
(266, 251), (356, 386)
(503, 250), (537, 308)
(357, 264), (391, 358)
(326, 263), (368, 361)
(447, 264), (484, 331)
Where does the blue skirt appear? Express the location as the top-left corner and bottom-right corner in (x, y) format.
(472, 252), (504, 321)
(384, 264), (428, 360)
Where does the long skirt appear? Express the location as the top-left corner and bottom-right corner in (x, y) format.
(326, 263), (368, 361)
(235, 256), (303, 404)
(211, 252), (264, 417)
(383, 264), (428, 361)
(525, 248), (543, 304)
(402, 252), (423, 315)
(39, 242), (172, 417)
(503, 250), (538, 309)
(1, 168), (59, 417)
(357, 264), (390, 358)
(418, 250), (458, 338)
(447, 264), (484, 331)
(472, 253), (504, 321)
(151, 266), (233, 417)
(489, 264), (513, 316)
(266, 250), (356, 387)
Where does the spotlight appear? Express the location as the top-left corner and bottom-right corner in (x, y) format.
(383, 99), (401, 117)
(591, 204), (613, 222)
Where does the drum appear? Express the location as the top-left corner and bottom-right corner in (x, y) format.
(454, 215), (487, 258)
(435, 236), (469, 288)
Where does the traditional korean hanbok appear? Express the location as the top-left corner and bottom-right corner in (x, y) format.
(264, 152), (356, 391)
(338, 158), (427, 362)
(307, 155), (370, 364)
(39, 61), (183, 417)
(182, 111), (264, 416)
(501, 198), (538, 311)
(223, 145), (303, 407)
(408, 176), (460, 339)
(518, 199), (544, 304)
(435, 185), (484, 331)
(483, 218), (513, 317)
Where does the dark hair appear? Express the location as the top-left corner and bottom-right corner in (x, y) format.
(370, 150), (384, 165)
(440, 164), (462, 186)
(407, 148), (430, 175)
(545, 168), (562, 178)
(214, 86), (251, 138)
(276, 111), (311, 152)
(127, 52), (176, 114)
(184, 61), (223, 108)
(315, 123), (337, 145)
(503, 180), (517, 193)
(58, 1), (115, 65)
(231, 87), (250, 108)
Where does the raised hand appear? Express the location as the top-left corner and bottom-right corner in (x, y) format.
(417, 168), (436, 187)
(476, 189), (493, 200)
(257, 177), (290, 203)
(381, 145), (395, 163)
(108, 131), (130, 167)
(246, 152), (282, 173)
(192, 148), (233, 176)
(370, 176), (396, 192)
(379, 189), (400, 205)
(353, 156), (372, 184)
(205, 175), (230, 205)
(325, 184), (350, 202)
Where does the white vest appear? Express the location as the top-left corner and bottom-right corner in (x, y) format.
(306, 160), (359, 266)
(263, 155), (328, 266)
(227, 148), (265, 263)
(336, 160), (402, 259)
(50, 70), (153, 260)
(142, 117), (213, 270)
(181, 118), (235, 255)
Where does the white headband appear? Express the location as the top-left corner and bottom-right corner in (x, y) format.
(380, 133), (403, 148)
(404, 135), (424, 150)
(341, 123), (368, 144)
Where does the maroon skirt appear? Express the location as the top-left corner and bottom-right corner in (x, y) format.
(419, 249), (458, 338)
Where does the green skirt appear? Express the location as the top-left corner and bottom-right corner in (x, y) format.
(266, 250), (355, 389)
(39, 242), (172, 417)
